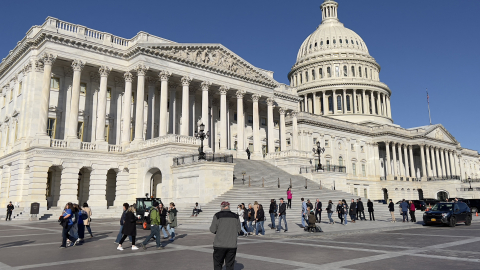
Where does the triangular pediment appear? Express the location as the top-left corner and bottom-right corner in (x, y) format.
(146, 44), (278, 88)
(424, 125), (457, 144)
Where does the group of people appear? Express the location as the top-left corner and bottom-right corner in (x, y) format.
(115, 201), (178, 251)
(59, 203), (93, 248)
(388, 199), (417, 223)
(330, 198), (374, 225)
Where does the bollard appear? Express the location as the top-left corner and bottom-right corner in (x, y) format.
(320, 180), (322, 189)
(249, 176), (251, 187)
(305, 178), (307, 189)
(278, 177), (280, 188)
(290, 178), (292, 188)
(262, 177), (264, 188)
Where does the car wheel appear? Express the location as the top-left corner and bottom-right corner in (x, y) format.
(465, 216), (472, 226)
(471, 207), (478, 213)
(448, 217), (456, 227)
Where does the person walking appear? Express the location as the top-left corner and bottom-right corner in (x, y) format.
(357, 198), (365, 221)
(237, 204), (248, 237)
(336, 200), (343, 224)
(158, 203), (169, 239)
(342, 200), (349, 225)
(315, 199), (322, 223)
(210, 201), (241, 270)
(247, 204), (255, 235)
(349, 199), (356, 223)
(115, 203), (132, 244)
(167, 202), (177, 242)
(269, 199), (277, 229)
(255, 204), (265, 236)
(241, 204), (248, 234)
(138, 201), (164, 250)
(301, 198), (307, 228)
(117, 206), (139, 251)
(287, 188), (292, 209)
(246, 148), (251, 159)
(6, 202), (14, 221)
(77, 205), (86, 244)
(253, 201), (259, 220)
(82, 203), (93, 237)
(367, 199), (375, 221)
(276, 198), (288, 233)
(59, 203), (79, 248)
(68, 204), (80, 246)
(388, 199), (396, 223)
(409, 200), (416, 222)
(400, 199), (409, 222)
(326, 200), (334, 224)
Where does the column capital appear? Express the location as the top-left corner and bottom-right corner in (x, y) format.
(99, 66), (112, 77)
(71, 59), (85, 72)
(34, 59), (44, 72)
(219, 85), (229, 95)
(124, 71), (133, 82)
(290, 110), (298, 117)
(278, 107), (286, 115)
(236, 90), (246, 99)
(408, 145), (413, 150)
(145, 76), (156, 86)
(158, 70), (171, 81)
(134, 64), (149, 76)
(23, 62), (33, 74)
(384, 140), (390, 145)
(251, 94), (261, 102)
(201, 81), (211, 91)
(41, 53), (57, 66)
(181, 76), (192, 86)
(266, 97), (275, 106)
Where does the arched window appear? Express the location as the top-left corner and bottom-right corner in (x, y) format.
(320, 41), (323, 46)
(337, 95), (342, 111)
(343, 66), (348, 77)
(351, 66), (355, 77)
(327, 67), (331, 77)
(300, 74), (303, 84)
(327, 40), (330, 45)
(333, 39), (336, 44)
(328, 95), (333, 112)
(312, 70), (315, 80)
(315, 42), (317, 47)
(340, 39), (343, 44)
(359, 67), (362, 77)
(346, 95), (351, 111)
(346, 39), (349, 44)
(351, 40), (354, 44)
(365, 68), (368, 78)
(319, 68), (323, 78)
(339, 156), (344, 166)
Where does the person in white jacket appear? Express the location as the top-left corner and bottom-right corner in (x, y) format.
(191, 202), (202, 217)
(237, 205), (248, 237)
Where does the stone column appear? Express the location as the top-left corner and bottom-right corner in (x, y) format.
(121, 72), (133, 145)
(201, 82), (211, 147)
(448, 151), (455, 176)
(322, 91), (326, 115)
(409, 145), (415, 178)
(219, 86), (229, 151)
(251, 94), (261, 155)
(313, 93), (320, 115)
(454, 152), (460, 178)
(158, 71), (171, 136)
(88, 167), (108, 208)
(38, 53), (56, 138)
(420, 144), (427, 179)
(342, 89), (347, 114)
(146, 76), (156, 140)
(291, 111), (298, 151)
(180, 76), (192, 136)
(445, 149), (451, 177)
(352, 90), (357, 114)
(376, 93), (381, 116)
(133, 65), (148, 142)
(333, 90), (337, 114)
(391, 142), (397, 177)
(403, 145), (410, 177)
(278, 108), (287, 151)
(114, 78), (123, 145)
(362, 89), (366, 114)
(189, 88), (196, 136)
(385, 141), (391, 177)
(236, 90), (246, 154)
(370, 91), (375, 114)
(66, 59), (85, 141)
(267, 98), (275, 154)
(95, 66), (112, 145)
(398, 144), (404, 177)
(430, 147), (437, 177)
(304, 95), (308, 112)
(434, 147), (442, 177)
(307, 95), (313, 113)
(441, 149), (447, 177)
(168, 83), (177, 134)
(373, 143), (380, 176)
(382, 94), (387, 116)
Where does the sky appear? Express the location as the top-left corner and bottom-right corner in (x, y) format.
(1, 0), (479, 151)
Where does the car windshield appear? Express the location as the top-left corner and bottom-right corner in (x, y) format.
(431, 203), (453, 212)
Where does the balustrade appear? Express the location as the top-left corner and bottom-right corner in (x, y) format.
(51, 139), (67, 148)
(80, 142), (96, 150)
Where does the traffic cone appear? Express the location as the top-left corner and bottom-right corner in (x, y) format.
(476, 212), (478, 217)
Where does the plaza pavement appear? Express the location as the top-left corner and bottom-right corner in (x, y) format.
(0, 215), (479, 270)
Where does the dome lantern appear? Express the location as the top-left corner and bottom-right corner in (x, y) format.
(321, 0), (339, 22)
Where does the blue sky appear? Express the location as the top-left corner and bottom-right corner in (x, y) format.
(2, 0), (479, 151)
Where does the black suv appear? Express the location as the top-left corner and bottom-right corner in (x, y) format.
(423, 202), (472, 227)
(462, 199), (480, 213)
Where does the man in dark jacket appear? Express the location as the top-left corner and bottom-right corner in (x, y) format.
(115, 203), (132, 244)
(315, 199), (322, 223)
(6, 202), (14, 221)
(158, 203), (169, 239)
(357, 198), (365, 221)
(388, 199), (396, 222)
(349, 199), (357, 223)
(276, 198), (288, 232)
(269, 199), (277, 229)
(210, 201), (241, 270)
(400, 199), (409, 222)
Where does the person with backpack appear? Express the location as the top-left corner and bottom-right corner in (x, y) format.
(115, 203), (132, 244)
(255, 204), (265, 236)
(167, 202), (177, 242)
(357, 198), (365, 221)
(138, 201), (164, 250)
(326, 200), (334, 224)
(82, 203), (93, 237)
(68, 204), (80, 246)
(269, 199), (277, 229)
(367, 199), (375, 221)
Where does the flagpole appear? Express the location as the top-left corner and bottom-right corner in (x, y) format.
(426, 88), (432, 125)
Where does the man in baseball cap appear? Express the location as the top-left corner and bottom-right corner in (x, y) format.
(210, 201), (241, 270)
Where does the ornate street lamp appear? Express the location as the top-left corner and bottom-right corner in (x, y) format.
(312, 141), (325, 171)
(468, 177), (472, 191)
(195, 123), (209, 160)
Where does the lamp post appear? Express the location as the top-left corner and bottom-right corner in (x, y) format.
(312, 141), (325, 171)
(468, 177), (472, 191)
(194, 123), (209, 160)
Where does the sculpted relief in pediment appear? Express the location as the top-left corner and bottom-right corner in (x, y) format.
(426, 128), (454, 143)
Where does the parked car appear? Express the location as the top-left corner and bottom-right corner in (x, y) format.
(462, 199), (480, 213)
(423, 202), (472, 227)
(134, 197), (163, 230)
(423, 198), (440, 207)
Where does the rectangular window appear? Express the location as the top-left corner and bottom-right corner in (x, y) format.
(354, 188), (358, 195)
(50, 77), (60, 89)
(351, 144), (355, 151)
(105, 125), (109, 142)
(362, 164), (366, 177)
(47, 118), (56, 138)
(325, 140), (329, 147)
(364, 189), (368, 199)
(18, 81), (22, 95)
(352, 163), (356, 175)
(261, 117), (267, 126)
(107, 87), (112, 99)
(77, 122), (84, 141)
(319, 68), (323, 78)
(234, 113), (237, 121)
(80, 83), (87, 95)
(326, 160), (331, 167)
(247, 115), (253, 124)
(313, 138), (317, 145)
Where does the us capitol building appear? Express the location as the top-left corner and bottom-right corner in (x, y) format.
(0, 0), (478, 214)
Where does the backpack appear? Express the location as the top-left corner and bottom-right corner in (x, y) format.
(81, 210), (88, 220)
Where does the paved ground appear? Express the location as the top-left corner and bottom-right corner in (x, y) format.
(0, 216), (480, 270)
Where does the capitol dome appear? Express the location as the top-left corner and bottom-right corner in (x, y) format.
(289, 0), (393, 125)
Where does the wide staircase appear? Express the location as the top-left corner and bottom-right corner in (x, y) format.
(177, 159), (393, 226)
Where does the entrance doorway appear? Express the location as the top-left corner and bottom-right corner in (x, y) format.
(418, 189), (424, 200)
(437, 190), (449, 202)
(46, 166), (62, 209)
(106, 169), (117, 207)
(77, 168), (91, 206)
(145, 168), (162, 198)
(383, 188), (388, 202)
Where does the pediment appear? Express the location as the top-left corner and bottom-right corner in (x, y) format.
(148, 44), (278, 88)
(425, 126), (456, 143)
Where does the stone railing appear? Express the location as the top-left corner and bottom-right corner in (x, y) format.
(141, 134), (199, 149)
(51, 139), (67, 148)
(427, 176), (461, 181)
(80, 142), (96, 150)
(108, 145), (123, 152)
(264, 150), (311, 159)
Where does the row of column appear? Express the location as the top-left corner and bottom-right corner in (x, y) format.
(302, 89), (391, 118)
